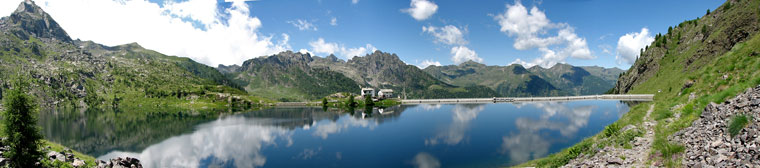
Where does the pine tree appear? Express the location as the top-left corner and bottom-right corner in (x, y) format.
(365, 95), (374, 107)
(3, 77), (44, 168)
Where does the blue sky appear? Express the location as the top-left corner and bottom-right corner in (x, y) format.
(0, 0), (724, 69)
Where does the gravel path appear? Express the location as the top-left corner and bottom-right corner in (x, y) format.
(563, 104), (656, 168)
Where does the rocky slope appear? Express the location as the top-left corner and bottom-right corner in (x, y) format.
(423, 61), (622, 96)
(0, 0), (259, 113)
(673, 86), (760, 167)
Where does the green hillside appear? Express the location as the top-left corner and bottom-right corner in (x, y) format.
(0, 1), (265, 114)
(521, 0), (760, 167)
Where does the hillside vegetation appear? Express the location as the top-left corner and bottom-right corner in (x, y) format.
(0, 1), (266, 114)
(521, 0), (760, 167)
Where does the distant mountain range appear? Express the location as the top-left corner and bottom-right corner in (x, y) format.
(0, 0), (625, 105)
(423, 61), (624, 97)
(219, 50), (623, 101)
(218, 51), (499, 101)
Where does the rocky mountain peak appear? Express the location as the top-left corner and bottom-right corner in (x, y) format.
(459, 60), (485, 67)
(2, 0), (72, 42)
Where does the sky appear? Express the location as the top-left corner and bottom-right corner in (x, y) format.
(0, 0), (724, 69)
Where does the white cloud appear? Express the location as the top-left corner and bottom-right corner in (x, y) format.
(402, 0), (438, 21)
(450, 46), (482, 64)
(163, 0), (219, 26)
(298, 49), (310, 55)
(422, 25), (467, 45)
(0, 0), (21, 17)
(412, 152), (441, 168)
(309, 38), (377, 59)
(16, 0), (289, 66)
(330, 17), (337, 26)
(287, 19), (317, 31)
(494, 0), (593, 68)
(351, 0), (359, 4)
(418, 59), (442, 68)
(509, 58), (535, 68)
(616, 28), (654, 65)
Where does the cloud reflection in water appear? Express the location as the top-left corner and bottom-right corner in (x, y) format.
(501, 101), (596, 163)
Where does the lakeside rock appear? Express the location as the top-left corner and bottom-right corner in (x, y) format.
(96, 157), (143, 168)
(672, 85), (760, 167)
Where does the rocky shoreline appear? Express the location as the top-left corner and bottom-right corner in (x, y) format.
(0, 138), (142, 168)
(672, 85), (760, 167)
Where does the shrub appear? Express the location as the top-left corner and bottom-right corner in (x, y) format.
(603, 123), (621, 137)
(729, 114), (751, 137)
(3, 78), (44, 167)
(322, 98), (328, 107)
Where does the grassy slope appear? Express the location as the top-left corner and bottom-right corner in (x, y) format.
(519, 0), (760, 167)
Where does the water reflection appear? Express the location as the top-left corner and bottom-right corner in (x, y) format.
(501, 102), (594, 163)
(40, 100), (634, 167)
(99, 116), (293, 168)
(426, 104), (485, 146)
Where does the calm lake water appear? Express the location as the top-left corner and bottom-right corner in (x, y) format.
(40, 100), (637, 168)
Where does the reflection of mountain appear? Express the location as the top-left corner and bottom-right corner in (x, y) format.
(40, 106), (408, 157)
(39, 109), (218, 157)
(99, 116), (294, 168)
(94, 105), (410, 167)
(426, 104), (485, 146)
(500, 102), (595, 164)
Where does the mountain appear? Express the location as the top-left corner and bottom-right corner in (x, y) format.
(220, 51), (499, 101)
(221, 51), (360, 102)
(0, 0), (260, 113)
(423, 61), (623, 96)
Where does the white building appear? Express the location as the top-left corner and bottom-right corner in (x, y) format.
(378, 89), (394, 98)
(361, 88), (375, 97)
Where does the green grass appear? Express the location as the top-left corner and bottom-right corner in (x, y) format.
(728, 114), (751, 137)
(44, 141), (97, 168)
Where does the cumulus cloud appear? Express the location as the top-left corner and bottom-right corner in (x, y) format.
(402, 0), (438, 21)
(330, 17), (338, 26)
(451, 46), (483, 64)
(288, 19), (317, 31)
(351, 0), (359, 4)
(13, 0), (289, 66)
(422, 25), (468, 45)
(309, 38), (377, 59)
(616, 28), (654, 65)
(418, 59), (442, 69)
(493, 0), (593, 68)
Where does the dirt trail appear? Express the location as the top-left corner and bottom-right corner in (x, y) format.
(563, 104), (656, 167)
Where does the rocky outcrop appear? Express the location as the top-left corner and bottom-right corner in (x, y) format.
(96, 157), (143, 168)
(673, 85), (760, 167)
(1, 0), (72, 42)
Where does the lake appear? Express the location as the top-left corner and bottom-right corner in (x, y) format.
(40, 100), (638, 167)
